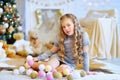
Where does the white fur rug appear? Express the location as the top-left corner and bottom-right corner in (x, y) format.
(0, 70), (120, 80)
(0, 58), (120, 80)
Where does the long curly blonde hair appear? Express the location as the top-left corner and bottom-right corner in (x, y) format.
(58, 14), (84, 65)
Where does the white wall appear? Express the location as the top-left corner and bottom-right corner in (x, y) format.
(17, 0), (120, 37)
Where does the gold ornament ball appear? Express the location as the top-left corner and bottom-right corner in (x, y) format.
(45, 65), (52, 72)
(62, 68), (70, 76)
(0, 26), (6, 34)
(53, 71), (62, 79)
(30, 71), (38, 79)
(23, 62), (30, 69)
(67, 74), (73, 80)
(80, 70), (86, 77)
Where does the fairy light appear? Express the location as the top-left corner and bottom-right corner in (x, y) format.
(83, 0), (111, 7)
(27, 0), (74, 6)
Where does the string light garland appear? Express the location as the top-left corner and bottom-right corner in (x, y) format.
(27, 0), (74, 7)
(83, 0), (111, 7)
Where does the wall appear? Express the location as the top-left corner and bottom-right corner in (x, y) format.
(17, 0), (120, 38)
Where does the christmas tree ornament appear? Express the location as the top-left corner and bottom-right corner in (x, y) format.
(8, 26), (14, 33)
(0, 1), (3, 7)
(4, 23), (9, 28)
(3, 16), (8, 21)
(10, 8), (13, 13)
(0, 26), (6, 34)
(13, 4), (16, 8)
(17, 26), (22, 31)
(0, 8), (3, 14)
(6, 2), (11, 8)
(4, 6), (9, 12)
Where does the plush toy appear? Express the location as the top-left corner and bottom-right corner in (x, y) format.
(44, 41), (54, 50)
(0, 42), (7, 59)
(28, 29), (45, 56)
(13, 32), (33, 57)
(5, 44), (16, 58)
(0, 40), (16, 58)
(0, 40), (7, 49)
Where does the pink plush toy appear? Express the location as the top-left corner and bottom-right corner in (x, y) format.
(46, 72), (54, 80)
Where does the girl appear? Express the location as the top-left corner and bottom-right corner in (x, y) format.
(32, 13), (90, 72)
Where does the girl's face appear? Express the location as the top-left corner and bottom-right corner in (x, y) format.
(61, 18), (74, 36)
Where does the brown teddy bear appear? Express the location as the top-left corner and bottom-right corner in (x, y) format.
(28, 29), (45, 56)
(28, 29), (55, 56)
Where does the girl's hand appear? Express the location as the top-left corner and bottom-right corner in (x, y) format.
(31, 62), (39, 71)
(83, 46), (89, 52)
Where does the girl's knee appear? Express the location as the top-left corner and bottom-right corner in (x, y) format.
(48, 57), (60, 68)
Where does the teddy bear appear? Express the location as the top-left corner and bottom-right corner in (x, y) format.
(28, 29), (45, 56)
(0, 40), (16, 58)
(28, 28), (56, 57)
(0, 42), (7, 59)
(13, 32), (33, 57)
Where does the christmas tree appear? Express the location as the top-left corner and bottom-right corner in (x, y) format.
(0, 0), (22, 44)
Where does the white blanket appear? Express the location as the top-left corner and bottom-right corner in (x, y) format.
(0, 70), (120, 80)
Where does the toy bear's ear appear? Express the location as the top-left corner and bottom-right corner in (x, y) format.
(13, 32), (24, 40)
